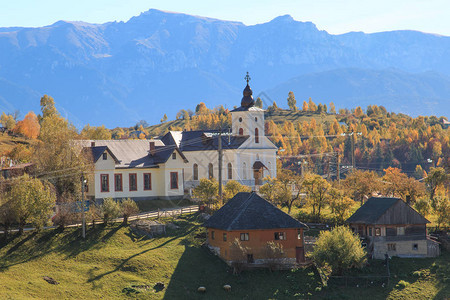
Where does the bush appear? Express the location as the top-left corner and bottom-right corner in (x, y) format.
(396, 280), (409, 289)
(120, 198), (139, 225)
(99, 198), (121, 225)
(311, 226), (366, 275)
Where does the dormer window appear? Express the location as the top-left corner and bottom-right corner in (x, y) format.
(102, 153), (107, 160)
(172, 152), (176, 160)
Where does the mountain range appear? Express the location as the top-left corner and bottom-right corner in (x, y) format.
(0, 9), (449, 128)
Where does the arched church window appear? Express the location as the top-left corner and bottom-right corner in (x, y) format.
(193, 164), (198, 180)
(228, 163), (232, 180)
(239, 117), (242, 122)
(255, 128), (259, 143)
(208, 163), (214, 179)
(239, 128), (244, 136)
(255, 117), (258, 122)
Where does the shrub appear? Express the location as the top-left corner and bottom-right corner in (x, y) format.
(311, 226), (366, 275)
(99, 198), (121, 225)
(396, 280), (409, 289)
(120, 198), (139, 225)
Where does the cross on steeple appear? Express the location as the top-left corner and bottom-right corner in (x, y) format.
(244, 72), (251, 84)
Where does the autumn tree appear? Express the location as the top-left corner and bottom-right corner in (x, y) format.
(328, 188), (354, 223)
(0, 112), (16, 131)
(424, 167), (448, 201)
(259, 176), (279, 204)
(303, 173), (330, 220)
(193, 178), (219, 208)
(308, 98), (317, 112)
(13, 111), (40, 139)
(342, 170), (380, 205)
(33, 95), (92, 200)
(223, 180), (251, 202)
(432, 196), (449, 228)
(312, 226), (366, 275)
(287, 91), (297, 111)
(160, 114), (168, 123)
(302, 101), (308, 112)
(276, 169), (304, 214)
(329, 102), (336, 114)
(81, 124), (112, 140)
(255, 97), (263, 108)
(7, 174), (55, 234)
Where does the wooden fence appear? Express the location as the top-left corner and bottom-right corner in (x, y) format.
(126, 205), (199, 222)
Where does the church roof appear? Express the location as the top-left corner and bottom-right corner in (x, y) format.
(161, 130), (249, 152)
(204, 192), (307, 231)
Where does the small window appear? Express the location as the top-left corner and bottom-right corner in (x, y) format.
(375, 228), (381, 236)
(84, 181), (89, 193)
(387, 243), (396, 251)
(208, 163), (214, 179)
(239, 128), (243, 136)
(101, 174), (109, 192)
(412, 243), (418, 251)
(255, 117), (258, 122)
(255, 128), (259, 143)
(193, 164), (198, 180)
(227, 163), (232, 180)
(102, 152), (107, 160)
(240, 233), (249, 241)
(211, 231), (215, 240)
(143, 173), (151, 190)
(223, 233), (227, 241)
(239, 117), (242, 122)
(170, 172), (178, 189)
(369, 227), (373, 236)
(172, 152), (176, 160)
(297, 229), (302, 240)
(129, 173), (137, 191)
(114, 174), (123, 191)
(274, 232), (286, 240)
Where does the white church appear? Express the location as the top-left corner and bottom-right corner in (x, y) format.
(81, 77), (278, 201)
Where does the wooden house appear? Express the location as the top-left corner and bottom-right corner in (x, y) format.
(347, 197), (440, 259)
(204, 192), (307, 266)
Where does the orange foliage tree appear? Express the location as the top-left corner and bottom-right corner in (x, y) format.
(13, 111), (40, 139)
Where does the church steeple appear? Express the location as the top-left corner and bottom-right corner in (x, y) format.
(241, 72), (255, 108)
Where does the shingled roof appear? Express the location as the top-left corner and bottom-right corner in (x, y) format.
(204, 192), (307, 231)
(346, 197), (430, 225)
(79, 140), (187, 168)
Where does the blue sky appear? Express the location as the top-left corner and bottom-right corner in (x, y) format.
(1, 0), (449, 35)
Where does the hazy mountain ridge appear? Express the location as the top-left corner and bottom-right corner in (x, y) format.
(0, 9), (449, 127)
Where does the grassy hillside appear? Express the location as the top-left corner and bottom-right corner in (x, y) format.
(0, 213), (448, 299)
(0, 133), (32, 156)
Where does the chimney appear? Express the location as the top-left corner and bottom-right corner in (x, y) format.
(91, 141), (96, 147)
(149, 141), (156, 155)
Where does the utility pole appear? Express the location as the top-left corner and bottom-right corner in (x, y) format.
(351, 132), (355, 170)
(218, 130), (223, 204)
(81, 174), (86, 239)
(327, 155), (331, 181)
(337, 150), (340, 186)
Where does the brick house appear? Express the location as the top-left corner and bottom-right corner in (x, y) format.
(347, 197), (440, 259)
(204, 192), (307, 266)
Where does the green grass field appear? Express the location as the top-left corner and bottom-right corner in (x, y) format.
(0, 213), (448, 299)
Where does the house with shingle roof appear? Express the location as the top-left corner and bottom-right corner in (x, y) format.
(204, 192), (307, 266)
(347, 197), (440, 259)
(80, 139), (188, 200)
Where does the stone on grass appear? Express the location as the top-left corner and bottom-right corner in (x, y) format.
(198, 286), (206, 293)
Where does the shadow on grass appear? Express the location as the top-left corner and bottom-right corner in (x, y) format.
(0, 224), (123, 271)
(87, 224), (199, 284)
(163, 245), (321, 299)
